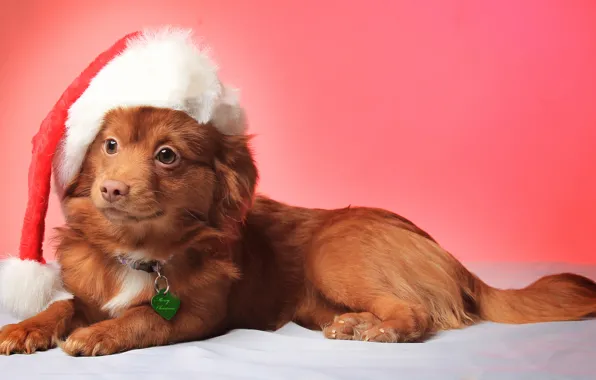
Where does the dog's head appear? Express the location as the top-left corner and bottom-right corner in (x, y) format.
(62, 106), (258, 257)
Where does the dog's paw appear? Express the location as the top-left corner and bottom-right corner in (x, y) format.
(60, 326), (122, 356)
(323, 312), (381, 341)
(359, 319), (425, 343)
(359, 324), (401, 343)
(0, 323), (56, 355)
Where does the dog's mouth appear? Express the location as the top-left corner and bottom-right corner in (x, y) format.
(101, 207), (164, 222)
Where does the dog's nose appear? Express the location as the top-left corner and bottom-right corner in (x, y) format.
(100, 180), (130, 202)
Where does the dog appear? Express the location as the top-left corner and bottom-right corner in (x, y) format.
(1, 106), (595, 356)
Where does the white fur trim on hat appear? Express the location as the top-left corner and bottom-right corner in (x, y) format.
(56, 27), (245, 189)
(0, 258), (73, 319)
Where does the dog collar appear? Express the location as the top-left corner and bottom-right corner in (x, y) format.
(116, 256), (161, 273)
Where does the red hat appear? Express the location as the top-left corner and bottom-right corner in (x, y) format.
(0, 27), (246, 319)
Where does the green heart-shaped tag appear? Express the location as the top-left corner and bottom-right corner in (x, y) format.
(151, 290), (180, 320)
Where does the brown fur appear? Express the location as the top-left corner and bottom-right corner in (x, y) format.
(1, 106), (595, 356)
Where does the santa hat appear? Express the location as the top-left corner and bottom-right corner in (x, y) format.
(0, 27), (246, 319)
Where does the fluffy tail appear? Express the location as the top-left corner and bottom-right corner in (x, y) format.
(464, 271), (596, 324)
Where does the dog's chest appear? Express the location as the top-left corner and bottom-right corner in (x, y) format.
(102, 260), (154, 317)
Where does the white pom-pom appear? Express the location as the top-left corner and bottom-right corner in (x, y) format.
(0, 258), (73, 320)
(211, 86), (247, 136)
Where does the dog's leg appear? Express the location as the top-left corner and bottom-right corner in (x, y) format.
(306, 211), (476, 342)
(0, 299), (81, 354)
(60, 304), (218, 356)
(321, 298), (431, 343)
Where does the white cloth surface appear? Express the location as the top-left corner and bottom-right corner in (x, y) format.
(0, 262), (595, 380)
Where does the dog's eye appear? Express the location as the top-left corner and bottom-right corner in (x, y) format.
(156, 147), (178, 166)
(104, 139), (118, 155)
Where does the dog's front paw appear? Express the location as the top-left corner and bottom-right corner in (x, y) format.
(60, 326), (122, 356)
(0, 323), (56, 355)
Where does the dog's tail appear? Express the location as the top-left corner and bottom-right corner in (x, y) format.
(462, 270), (596, 324)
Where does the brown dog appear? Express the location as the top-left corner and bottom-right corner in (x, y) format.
(1, 106), (595, 356)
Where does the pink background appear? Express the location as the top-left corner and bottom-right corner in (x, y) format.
(1, 0), (595, 263)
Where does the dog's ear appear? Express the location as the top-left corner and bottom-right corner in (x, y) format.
(210, 133), (258, 235)
(54, 140), (95, 200)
